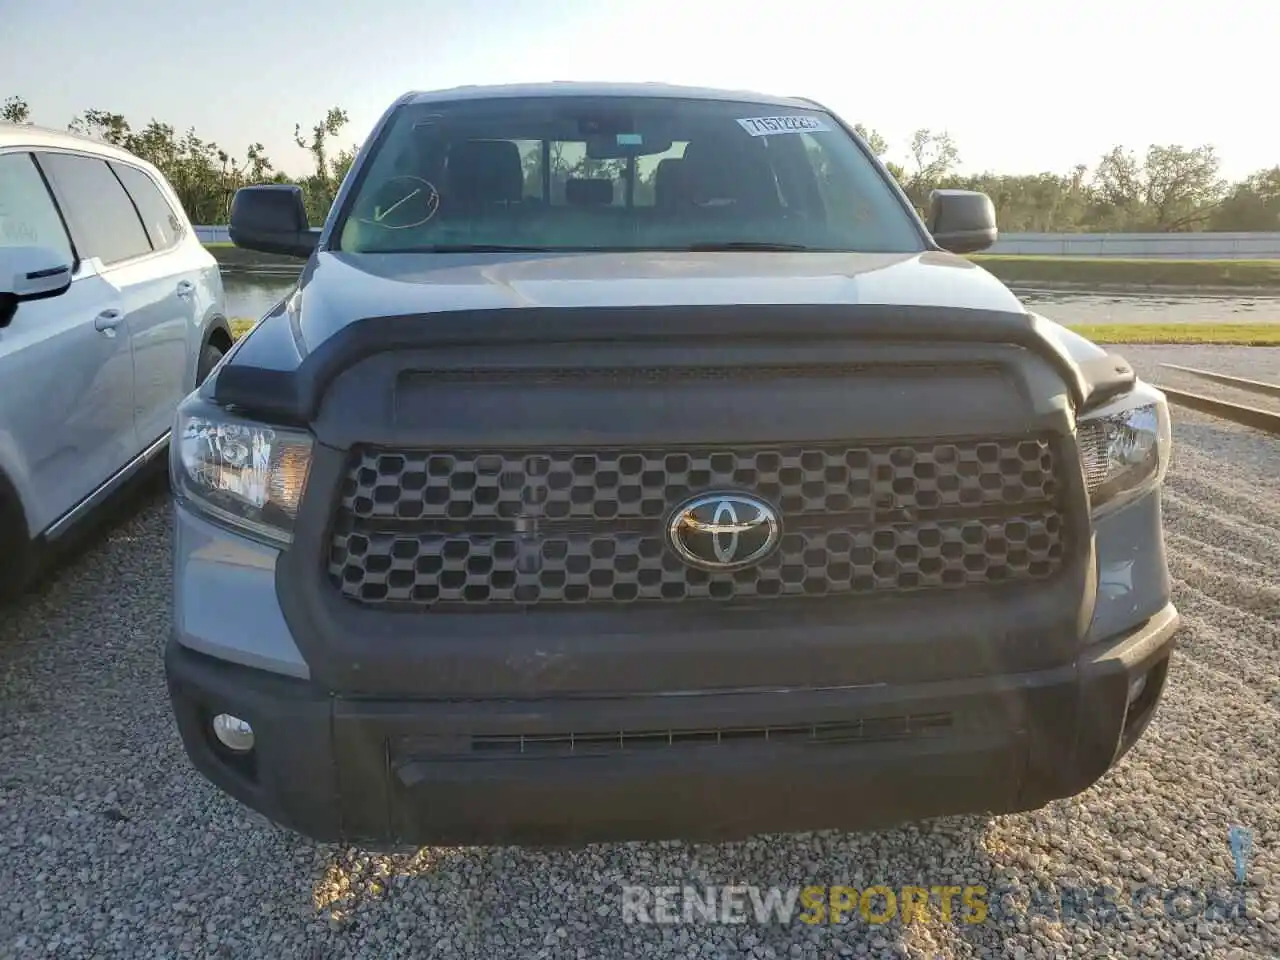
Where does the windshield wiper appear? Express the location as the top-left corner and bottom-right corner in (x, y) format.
(682, 241), (813, 252)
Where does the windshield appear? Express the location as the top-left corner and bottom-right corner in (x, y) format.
(333, 96), (926, 254)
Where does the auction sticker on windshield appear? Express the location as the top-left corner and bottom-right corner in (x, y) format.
(736, 115), (832, 136)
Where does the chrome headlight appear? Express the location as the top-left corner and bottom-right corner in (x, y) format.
(1077, 381), (1172, 515)
(172, 402), (313, 546)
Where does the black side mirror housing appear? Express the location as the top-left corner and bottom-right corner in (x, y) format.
(928, 189), (998, 254)
(229, 185), (320, 259)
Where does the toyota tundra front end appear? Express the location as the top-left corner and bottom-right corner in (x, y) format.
(165, 83), (1179, 847)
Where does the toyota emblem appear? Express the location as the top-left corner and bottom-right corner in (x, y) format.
(666, 492), (782, 571)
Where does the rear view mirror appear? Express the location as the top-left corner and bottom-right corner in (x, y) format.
(0, 245), (73, 328)
(928, 189), (998, 254)
(229, 185), (320, 259)
(585, 134), (675, 160)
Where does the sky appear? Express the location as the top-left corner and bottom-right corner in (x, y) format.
(4, 0), (1276, 182)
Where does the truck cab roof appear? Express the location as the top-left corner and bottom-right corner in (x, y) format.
(398, 81), (822, 109)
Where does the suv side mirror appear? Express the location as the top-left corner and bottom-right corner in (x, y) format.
(0, 245), (74, 329)
(229, 185), (320, 259)
(928, 189), (998, 254)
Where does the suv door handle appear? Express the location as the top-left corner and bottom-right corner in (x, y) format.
(176, 280), (195, 299)
(94, 309), (124, 336)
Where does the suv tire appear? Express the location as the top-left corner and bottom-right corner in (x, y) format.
(196, 341), (226, 388)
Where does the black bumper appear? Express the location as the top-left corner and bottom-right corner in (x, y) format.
(166, 603), (1179, 848)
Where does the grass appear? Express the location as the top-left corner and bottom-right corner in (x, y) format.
(208, 244), (304, 270)
(1063, 323), (1280, 345)
(970, 255), (1280, 289)
(204, 242), (1280, 290)
(228, 315), (1279, 346)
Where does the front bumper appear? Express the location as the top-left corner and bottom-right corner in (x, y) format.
(166, 601), (1178, 848)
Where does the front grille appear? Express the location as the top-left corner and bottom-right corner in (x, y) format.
(327, 437), (1068, 609)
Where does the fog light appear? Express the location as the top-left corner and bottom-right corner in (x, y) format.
(1128, 674), (1148, 705)
(212, 714), (255, 752)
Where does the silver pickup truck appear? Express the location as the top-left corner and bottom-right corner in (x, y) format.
(165, 83), (1178, 848)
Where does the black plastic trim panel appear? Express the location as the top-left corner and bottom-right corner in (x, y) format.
(164, 604), (1179, 846)
(212, 304), (1136, 421)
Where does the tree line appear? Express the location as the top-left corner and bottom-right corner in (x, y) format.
(4, 95), (1278, 233)
(2, 96), (355, 228)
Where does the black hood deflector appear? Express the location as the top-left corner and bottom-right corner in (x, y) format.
(210, 303), (1135, 423)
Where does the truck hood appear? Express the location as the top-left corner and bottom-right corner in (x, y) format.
(215, 247), (1129, 420)
(290, 249), (1031, 351)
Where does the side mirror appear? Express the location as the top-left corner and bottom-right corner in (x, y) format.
(229, 185), (320, 259)
(927, 189), (997, 254)
(0, 245), (74, 329)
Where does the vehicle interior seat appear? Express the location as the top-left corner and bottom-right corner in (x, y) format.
(444, 139), (526, 212)
(653, 158), (685, 209)
(674, 135), (782, 216)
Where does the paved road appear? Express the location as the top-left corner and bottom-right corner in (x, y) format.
(2, 346), (1278, 959)
(1020, 291), (1280, 326)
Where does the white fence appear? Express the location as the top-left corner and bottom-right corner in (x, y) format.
(195, 225), (1280, 259)
(985, 232), (1280, 259)
(197, 225), (231, 244)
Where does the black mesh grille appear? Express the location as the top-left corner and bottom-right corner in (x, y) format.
(338, 440), (1059, 522)
(328, 438), (1067, 609)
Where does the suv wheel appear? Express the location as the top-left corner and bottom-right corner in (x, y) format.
(196, 341), (226, 388)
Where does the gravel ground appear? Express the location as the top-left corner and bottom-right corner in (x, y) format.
(2, 345), (1279, 960)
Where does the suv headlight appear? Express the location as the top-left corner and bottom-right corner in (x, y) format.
(172, 402), (313, 546)
(1077, 380), (1172, 515)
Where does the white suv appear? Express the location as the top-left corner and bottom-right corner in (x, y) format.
(0, 123), (232, 598)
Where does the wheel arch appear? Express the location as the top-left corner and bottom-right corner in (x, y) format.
(0, 432), (34, 539)
(194, 314), (235, 390)
(0, 463), (32, 551)
(206, 314), (234, 353)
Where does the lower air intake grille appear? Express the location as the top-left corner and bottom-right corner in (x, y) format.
(392, 713), (956, 760)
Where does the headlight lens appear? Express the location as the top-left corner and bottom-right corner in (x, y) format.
(1077, 383), (1172, 514)
(172, 405), (313, 545)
